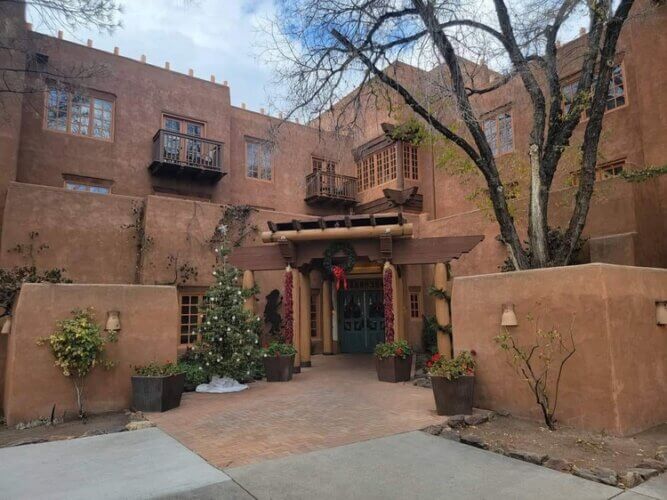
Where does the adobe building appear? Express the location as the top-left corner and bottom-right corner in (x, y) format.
(0, 1), (665, 373)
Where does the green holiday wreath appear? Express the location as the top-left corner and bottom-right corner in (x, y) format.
(323, 241), (357, 276)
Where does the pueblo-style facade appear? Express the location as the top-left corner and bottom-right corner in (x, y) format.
(0, 2), (665, 370)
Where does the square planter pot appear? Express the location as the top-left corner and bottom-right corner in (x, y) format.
(431, 375), (474, 415)
(375, 354), (413, 383)
(263, 354), (295, 382)
(131, 373), (185, 412)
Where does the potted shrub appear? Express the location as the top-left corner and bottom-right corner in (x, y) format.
(427, 351), (476, 415)
(374, 340), (414, 383)
(132, 362), (185, 412)
(262, 341), (297, 382)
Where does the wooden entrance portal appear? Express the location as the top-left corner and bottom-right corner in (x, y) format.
(228, 213), (484, 368)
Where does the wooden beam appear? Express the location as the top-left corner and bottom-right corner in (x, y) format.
(267, 221), (278, 233)
(369, 214), (376, 227)
(344, 215), (352, 229)
(292, 219), (302, 231)
(278, 238), (296, 265)
(318, 217), (326, 230)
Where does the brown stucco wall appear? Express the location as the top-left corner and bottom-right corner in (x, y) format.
(451, 263), (667, 436)
(0, 182), (140, 283)
(2, 283), (178, 425)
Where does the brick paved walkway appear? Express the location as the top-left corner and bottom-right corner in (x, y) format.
(148, 354), (442, 468)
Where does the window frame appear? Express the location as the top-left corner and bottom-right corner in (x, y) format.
(569, 159), (626, 186)
(179, 290), (206, 346)
(482, 109), (514, 157)
(245, 137), (274, 182)
(408, 286), (421, 320)
(43, 84), (115, 142)
(567, 61), (629, 122)
(356, 143), (401, 193)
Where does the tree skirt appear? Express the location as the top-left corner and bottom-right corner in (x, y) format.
(195, 376), (248, 393)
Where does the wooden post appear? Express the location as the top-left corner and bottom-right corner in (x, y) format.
(395, 266), (405, 341)
(299, 269), (312, 367)
(434, 262), (452, 358)
(322, 279), (333, 354)
(242, 270), (255, 313)
(291, 268), (301, 370)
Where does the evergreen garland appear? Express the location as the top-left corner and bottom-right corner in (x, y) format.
(193, 244), (263, 382)
(383, 265), (395, 343)
(282, 268), (294, 344)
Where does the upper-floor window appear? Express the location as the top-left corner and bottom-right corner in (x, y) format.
(483, 111), (513, 156)
(64, 181), (110, 194)
(403, 143), (419, 180)
(604, 64), (626, 111)
(45, 85), (114, 140)
(562, 81), (578, 114)
(246, 139), (272, 181)
(570, 159), (625, 186)
(312, 157), (336, 174)
(356, 144), (400, 192)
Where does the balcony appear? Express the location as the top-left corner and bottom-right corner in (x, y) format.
(149, 129), (225, 183)
(305, 171), (358, 207)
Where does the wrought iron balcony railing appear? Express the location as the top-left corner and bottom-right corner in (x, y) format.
(149, 129), (225, 182)
(305, 170), (357, 206)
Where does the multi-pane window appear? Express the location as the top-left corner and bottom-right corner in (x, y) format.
(310, 290), (320, 338)
(356, 143), (401, 192)
(483, 111), (513, 156)
(64, 181), (110, 194)
(570, 160), (625, 186)
(180, 293), (203, 345)
(312, 157), (336, 174)
(246, 139), (272, 181)
(605, 65), (626, 111)
(409, 287), (421, 319)
(45, 85), (114, 140)
(562, 81), (578, 114)
(403, 143), (419, 180)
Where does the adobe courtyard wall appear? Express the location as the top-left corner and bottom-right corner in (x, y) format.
(451, 263), (667, 436)
(2, 283), (178, 425)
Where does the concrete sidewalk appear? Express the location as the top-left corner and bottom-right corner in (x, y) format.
(226, 431), (657, 500)
(0, 428), (251, 500)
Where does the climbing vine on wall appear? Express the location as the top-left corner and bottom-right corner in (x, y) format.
(7, 231), (49, 267)
(165, 254), (199, 285)
(121, 201), (153, 284)
(620, 164), (667, 183)
(210, 205), (259, 254)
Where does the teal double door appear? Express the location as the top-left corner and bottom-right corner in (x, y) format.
(339, 285), (385, 353)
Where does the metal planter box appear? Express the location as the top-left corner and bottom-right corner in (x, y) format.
(131, 373), (185, 412)
(375, 355), (413, 383)
(431, 375), (474, 415)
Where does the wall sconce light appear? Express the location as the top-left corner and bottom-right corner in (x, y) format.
(501, 303), (518, 327)
(1, 317), (11, 335)
(657, 301), (667, 326)
(105, 311), (121, 331)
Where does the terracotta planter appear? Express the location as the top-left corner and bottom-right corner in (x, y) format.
(263, 354), (295, 382)
(375, 354), (413, 383)
(131, 373), (185, 412)
(431, 375), (474, 415)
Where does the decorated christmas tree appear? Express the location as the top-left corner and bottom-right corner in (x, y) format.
(194, 244), (263, 382)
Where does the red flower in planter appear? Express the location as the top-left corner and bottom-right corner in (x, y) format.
(395, 347), (404, 357)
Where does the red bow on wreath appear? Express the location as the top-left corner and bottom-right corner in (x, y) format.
(332, 265), (348, 290)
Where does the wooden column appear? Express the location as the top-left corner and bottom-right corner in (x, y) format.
(299, 269), (312, 367)
(434, 262), (452, 358)
(322, 279), (333, 354)
(291, 268), (301, 370)
(395, 266), (405, 341)
(383, 261), (400, 342)
(242, 270), (255, 313)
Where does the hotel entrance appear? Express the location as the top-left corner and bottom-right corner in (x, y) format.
(338, 278), (385, 353)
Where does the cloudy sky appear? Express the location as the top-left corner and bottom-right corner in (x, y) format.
(29, 0), (278, 113)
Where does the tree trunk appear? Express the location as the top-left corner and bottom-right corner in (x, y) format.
(528, 144), (549, 267)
